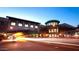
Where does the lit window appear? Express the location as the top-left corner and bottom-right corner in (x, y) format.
(25, 24), (28, 27)
(54, 29), (57, 32)
(35, 26), (38, 28)
(30, 25), (33, 28)
(52, 23), (55, 27)
(52, 29), (54, 32)
(36, 34), (38, 37)
(54, 34), (57, 37)
(57, 29), (58, 32)
(49, 34), (52, 37)
(49, 29), (51, 33)
(52, 34), (54, 37)
(18, 23), (22, 26)
(11, 22), (16, 26)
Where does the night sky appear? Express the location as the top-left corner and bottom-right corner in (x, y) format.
(0, 7), (79, 26)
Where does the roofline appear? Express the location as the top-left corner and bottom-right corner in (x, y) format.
(6, 16), (40, 24)
(45, 20), (60, 24)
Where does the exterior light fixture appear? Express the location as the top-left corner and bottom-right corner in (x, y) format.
(10, 26), (13, 29)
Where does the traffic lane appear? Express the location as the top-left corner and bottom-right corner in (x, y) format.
(0, 41), (79, 51)
(28, 41), (79, 51)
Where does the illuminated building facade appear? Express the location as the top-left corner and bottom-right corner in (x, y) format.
(0, 16), (79, 38)
(0, 16), (40, 37)
(45, 20), (60, 37)
(40, 20), (78, 38)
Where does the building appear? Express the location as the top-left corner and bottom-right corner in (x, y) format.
(0, 16), (40, 37)
(59, 23), (75, 38)
(39, 19), (78, 38)
(0, 16), (79, 38)
(45, 20), (60, 37)
(74, 25), (79, 38)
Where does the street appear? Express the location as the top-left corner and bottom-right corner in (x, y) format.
(0, 40), (79, 51)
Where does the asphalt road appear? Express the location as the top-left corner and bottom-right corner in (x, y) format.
(0, 41), (79, 51)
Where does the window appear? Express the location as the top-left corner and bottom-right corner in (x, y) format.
(49, 23), (51, 25)
(48, 23), (51, 25)
(48, 22), (51, 26)
(55, 22), (58, 25)
(54, 34), (57, 37)
(11, 22), (16, 26)
(52, 34), (54, 37)
(35, 26), (38, 28)
(54, 29), (57, 32)
(49, 29), (51, 33)
(57, 29), (58, 32)
(30, 25), (33, 28)
(25, 24), (28, 27)
(49, 34), (52, 37)
(52, 22), (55, 27)
(18, 23), (22, 26)
(52, 29), (54, 32)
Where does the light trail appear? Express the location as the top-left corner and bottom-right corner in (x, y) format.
(24, 38), (79, 46)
